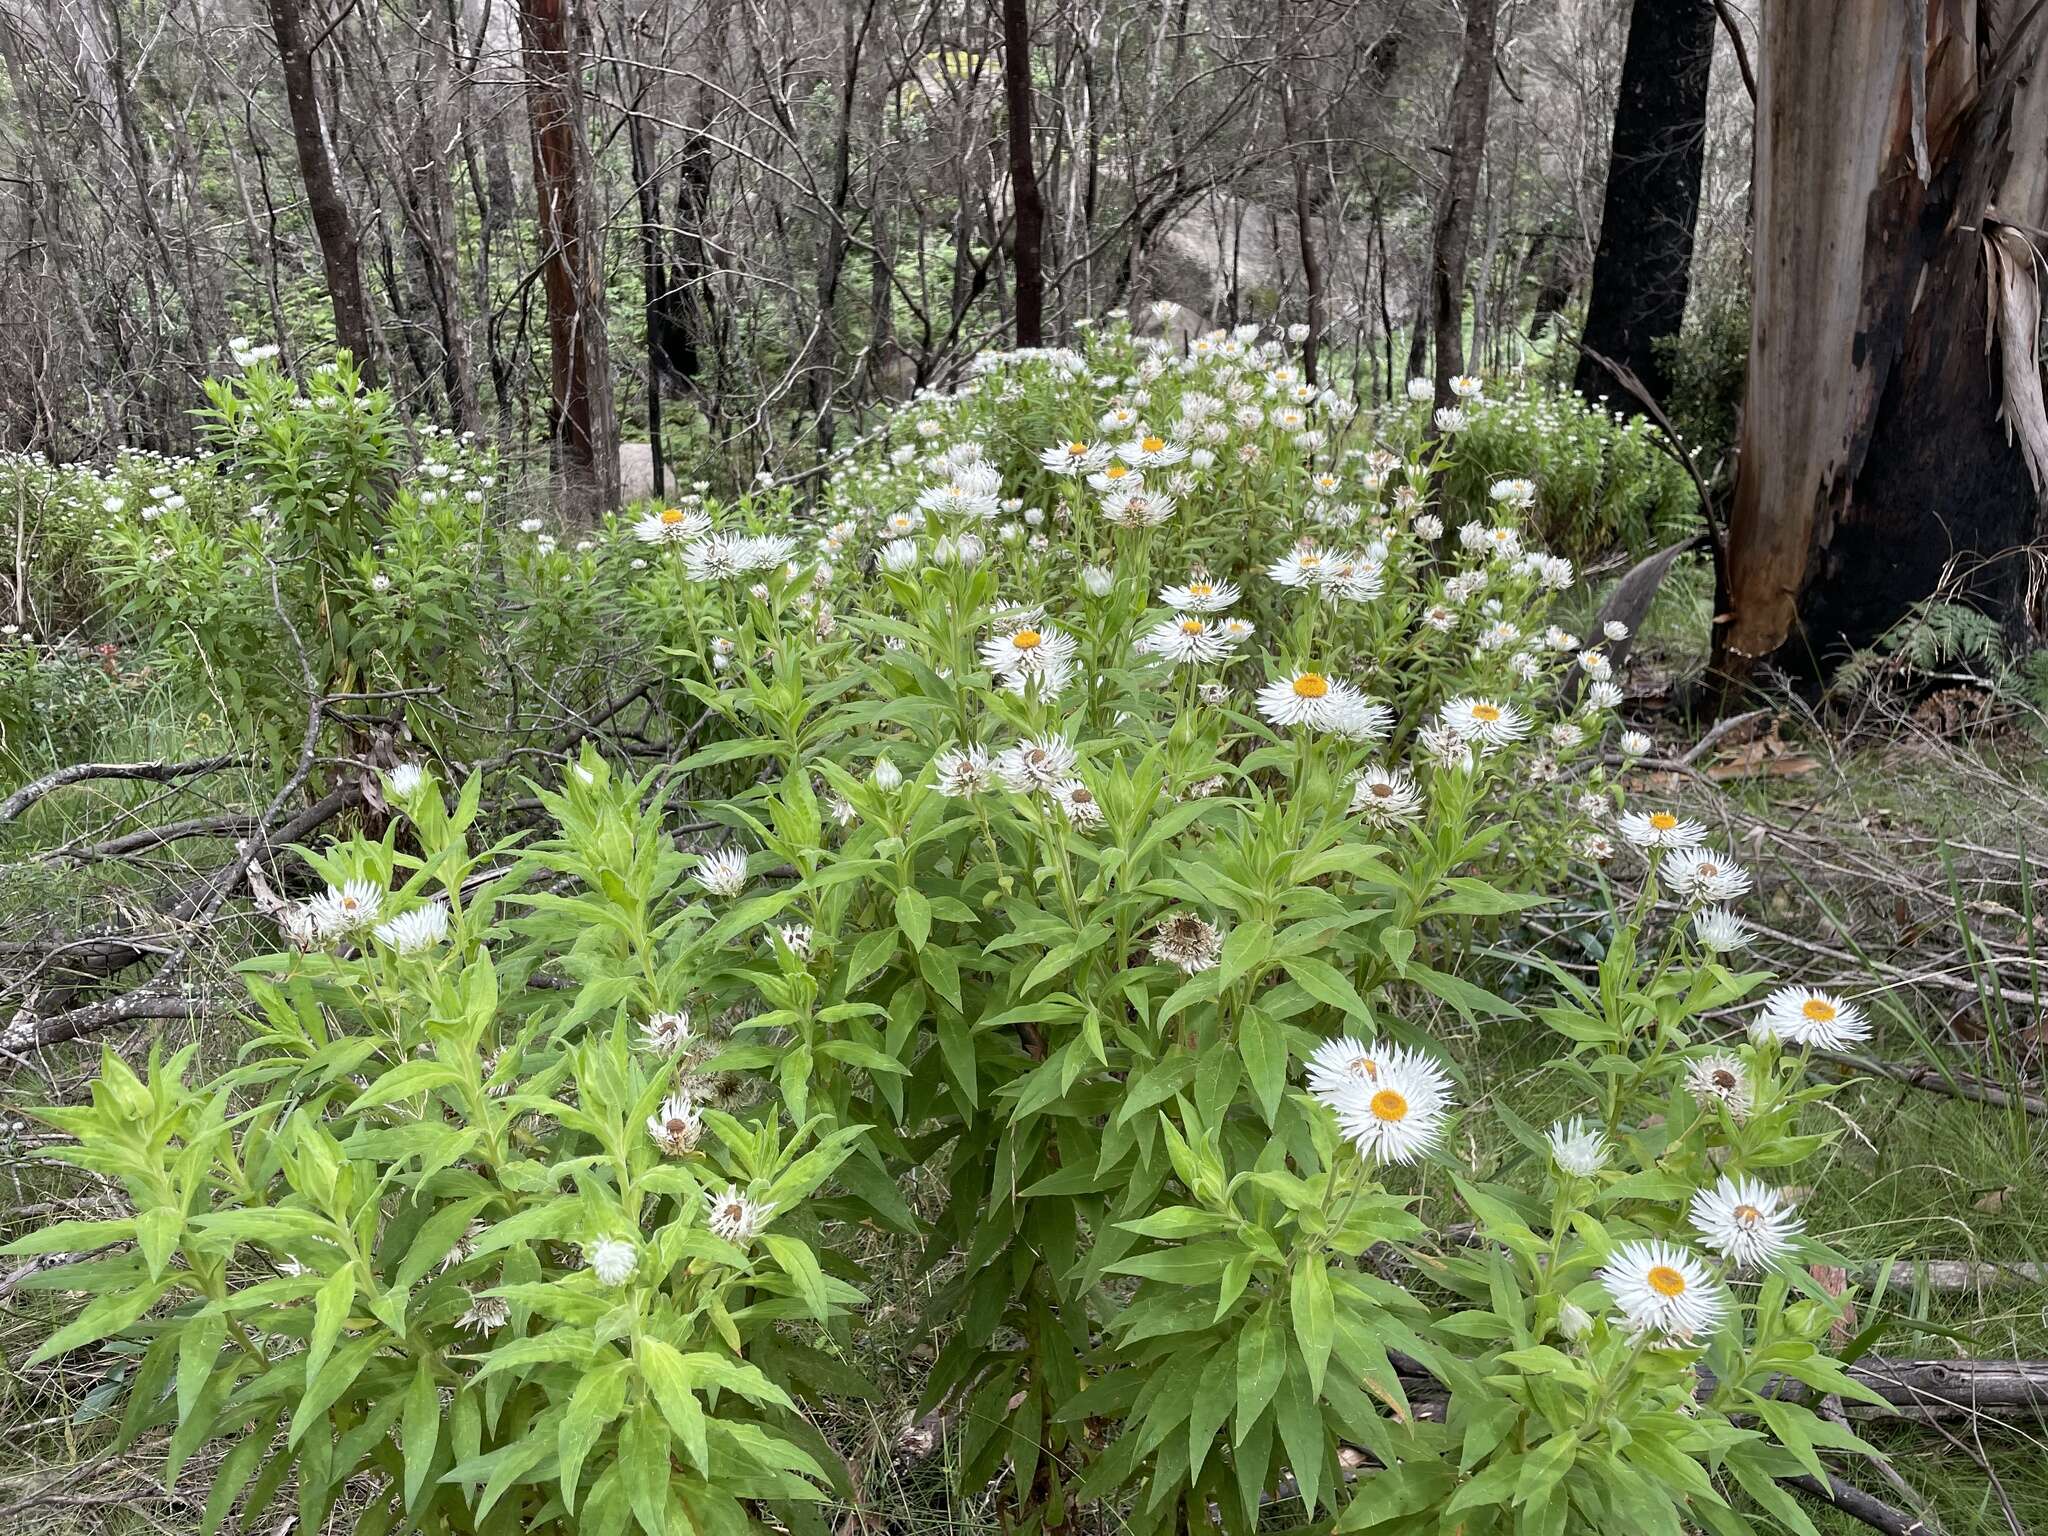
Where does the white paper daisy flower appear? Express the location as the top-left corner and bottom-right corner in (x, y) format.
(1159, 575), (1240, 612)
(1751, 986), (1872, 1049)
(1116, 433), (1186, 468)
(1616, 809), (1706, 850)
(1546, 1117), (1610, 1178)
(1692, 906), (1754, 953)
(1329, 694), (1396, 743)
(647, 1091), (704, 1156)
(1050, 778), (1104, 830)
(704, 1185), (774, 1245)
(694, 847), (749, 898)
(587, 1236), (638, 1287)
(1136, 614), (1230, 665)
(1684, 1052), (1754, 1121)
(1150, 913), (1222, 973)
(1688, 1175), (1803, 1270)
(1598, 1240), (1725, 1341)
(1318, 1042), (1456, 1165)
(312, 879), (384, 936)
(1040, 440), (1108, 476)
(934, 745), (996, 797)
(641, 1010), (693, 1054)
(371, 903), (449, 954)
(1663, 847), (1753, 903)
(979, 622), (1078, 680)
(1255, 670), (1365, 732)
(995, 736), (1078, 792)
(1440, 696), (1530, 747)
(633, 505), (712, 545)
(1349, 765), (1423, 824)
(1266, 545), (1332, 588)
(1100, 487), (1175, 527)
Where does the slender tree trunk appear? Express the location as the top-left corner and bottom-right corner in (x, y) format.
(1426, 0), (1497, 407)
(1001, 0), (1046, 346)
(265, 0), (378, 376)
(1573, 0), (1715, 406)
(1711, 3), (2048, 694)
(626, 104), (665, 500)
(516, 0), (616, 518)
(1277, 3), (1322, 384)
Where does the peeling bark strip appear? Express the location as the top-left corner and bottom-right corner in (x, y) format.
(517, 0), (618, 519)
(1715, 2), (2048, 690)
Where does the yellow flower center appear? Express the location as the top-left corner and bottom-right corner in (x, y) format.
(1067, 441), (1088, 455)
(1801, 998), (1837, 1022)
(1105, 464), (1129, 479)
(1647, 1265), (1688, 1297)
(1188, 582), (1213, 596)
(1470, 703), (1502, 723)
(1292, 673), (1329, 699)
(660, 507), (685, 525)
(1012, 629), (1043, 651)
(1179, 619), (1204, 635)
(1369, 1088), (1408, 1122)
(1649, 812), (1678, 831)
(1733, 1204), (1762, 1227)
(1141, 435), (1166, 453)
(1300, 554), (1322, 567)
(1350, 1056), (1379, 1078)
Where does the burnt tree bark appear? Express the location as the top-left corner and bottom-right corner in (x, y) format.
(1573, 0), (1715, 407)
(1712, 3), (2048, 693)
(1278, 1), (1323, 384)
(265, 0), (378, 376)
(516, 0), (617, 518)
(1426, 0), (1497, 407)
(1001, 0), (1047, 347)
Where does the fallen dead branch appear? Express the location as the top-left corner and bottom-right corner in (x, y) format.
(1813, 1049), (2048, 1120)
(0, 753), (253, 824)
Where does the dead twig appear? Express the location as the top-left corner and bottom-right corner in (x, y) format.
(0, 753), (252, 824)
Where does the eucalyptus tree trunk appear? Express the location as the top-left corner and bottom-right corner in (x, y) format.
(1001, 0), (1047, 346)
(516, 0), (617, 518)
(1573, 0), (1715, 407)
(1425, 0), (1497, 407)
(1712, 2), (2048, 693)
(265, 0), (378, 377)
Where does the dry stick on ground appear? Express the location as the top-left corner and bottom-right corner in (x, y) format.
(1812, 1048), (2048, 1119)
(0, 753), (254, 824)
(1784, 1473), (1935, 1536)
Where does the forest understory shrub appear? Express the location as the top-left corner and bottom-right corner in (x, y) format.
(7, 323), (1893, 1536)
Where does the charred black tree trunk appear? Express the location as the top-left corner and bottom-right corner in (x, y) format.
(1426, 0), (1497, 407)
(1711, 3), (2048, 697)
(266, 0), (378, 376)
(1525, 220), (1574, 340)
(1001, 0), (1046, 347)
(1572, 0), (1714, 406)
